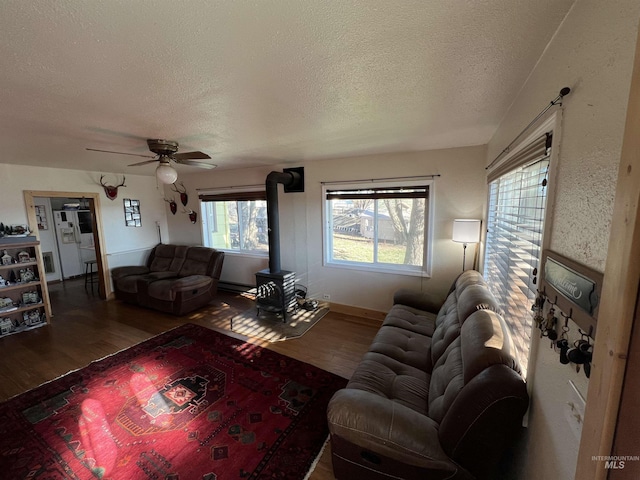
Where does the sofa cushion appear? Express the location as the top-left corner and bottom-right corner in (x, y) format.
(430, 307), (462, 368)
(382, 304), (436, 337)
(453, 269), (486, 293)
(178, 247), (216, 277)
(117, 271), (179, 294)
(347, 352), (430, 414)
(369, 325), (432, 371)
(111, 265), (149, 281)
(428, 338), (464, 424)
(460, 309), (522, 381)
(456, 284), (500, 323)
(392, 289), (441, 313)
(149, 244), (189, 273)
(430, 282), (500, 369)
(147, 275), (213, 302)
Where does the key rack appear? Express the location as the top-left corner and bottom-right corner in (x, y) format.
(538, 250), (602, 340)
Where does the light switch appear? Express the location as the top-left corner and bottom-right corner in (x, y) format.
(565, 380), (586, 440)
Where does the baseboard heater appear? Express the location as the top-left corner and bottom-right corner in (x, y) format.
(218, 281), (254, 294)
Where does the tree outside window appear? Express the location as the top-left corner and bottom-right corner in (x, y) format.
(200, 191), (268, 254)
(324, 182), (430, 274)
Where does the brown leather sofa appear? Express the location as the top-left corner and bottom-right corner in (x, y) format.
(111, 244), (225, 315)
(327, 271), (529, 480)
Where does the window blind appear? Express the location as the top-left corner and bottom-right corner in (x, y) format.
(198, 191), (266, 202)
(487, 133), (551, 183)
(484, 136), (551, 376)
(326, 186), (429, 200)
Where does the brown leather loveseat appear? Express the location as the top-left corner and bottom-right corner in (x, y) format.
(327, 270), (529, 480)
(111, 243), (224, 315)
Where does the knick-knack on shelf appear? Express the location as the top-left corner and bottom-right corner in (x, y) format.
(1, 250), (12, 266)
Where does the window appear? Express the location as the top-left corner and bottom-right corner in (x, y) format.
(323, 180), (431, 275)
(484, 133), (551, 376)
(199, 190), (268, 255)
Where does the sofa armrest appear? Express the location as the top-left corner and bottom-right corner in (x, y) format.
(209, 251), (224, 280)
(111, 265), (149, 281)
(438, 364), (529, 479)
(393, 289), (441, 313)
(328, 389), (459, 473)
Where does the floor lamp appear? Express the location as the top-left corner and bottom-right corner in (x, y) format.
(452, 219), (482, 271)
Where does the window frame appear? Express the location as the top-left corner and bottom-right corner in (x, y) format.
(482, 110), (561, 378)
(322, 179), (434, 277)
(199, 187), (269, 258)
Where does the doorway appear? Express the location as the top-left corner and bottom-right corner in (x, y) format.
(49, 198), (97, 280)
(23, 190), (111, 301)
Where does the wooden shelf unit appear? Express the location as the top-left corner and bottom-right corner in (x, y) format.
(0, 237), (52, 337)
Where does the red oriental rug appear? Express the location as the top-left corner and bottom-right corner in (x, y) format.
(0, 324), (347, 480)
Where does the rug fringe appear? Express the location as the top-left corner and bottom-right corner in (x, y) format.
(303, 435), (330, 480)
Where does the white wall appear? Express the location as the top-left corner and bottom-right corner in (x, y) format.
(168, 145), (487, 312)
(0, 164), (168, 274)
(486, 2), (640, 479)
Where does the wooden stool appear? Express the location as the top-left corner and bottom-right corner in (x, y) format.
(84, 260), (97, 292)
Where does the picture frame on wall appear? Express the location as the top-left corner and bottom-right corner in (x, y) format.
(35, 205), (48, 230)
(123, 198), (141, 227)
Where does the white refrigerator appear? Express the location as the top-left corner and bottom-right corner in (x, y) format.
(53, 210), (96, 279)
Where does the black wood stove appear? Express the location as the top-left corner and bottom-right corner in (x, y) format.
(254, 168), (304, 322)
(255, 269), (297, 320)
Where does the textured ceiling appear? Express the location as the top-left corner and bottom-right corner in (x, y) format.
(0, 0), (575, 176)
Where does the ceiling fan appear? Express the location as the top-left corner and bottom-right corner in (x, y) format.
(86, 139), (216, 184)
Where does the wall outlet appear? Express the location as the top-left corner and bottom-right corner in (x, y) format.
(565, 380), (586, 440)
(322, 294), (331, 300)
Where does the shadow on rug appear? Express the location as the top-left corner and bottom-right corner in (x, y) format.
(0, 323), (346, 480)
(230, 304), (330, 342)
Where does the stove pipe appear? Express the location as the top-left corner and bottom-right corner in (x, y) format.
(266, 170), (302, 273)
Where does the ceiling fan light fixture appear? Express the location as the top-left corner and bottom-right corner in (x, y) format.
(156, 162), (178, 184)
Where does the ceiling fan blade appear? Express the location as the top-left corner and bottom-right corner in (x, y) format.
(86, 148), (156, 159)
(175, 159), (217, 169)
(173, 151), (211, 160)
(128, 159), (160, 167)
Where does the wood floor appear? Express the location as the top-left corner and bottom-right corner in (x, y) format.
(0, 278), (380, 480)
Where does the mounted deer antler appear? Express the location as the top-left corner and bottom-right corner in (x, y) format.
(182, 207), (197, 223)
(99, 174), (126, 200)
(164, 196), (178, 215)
(171, 181), (188, 206)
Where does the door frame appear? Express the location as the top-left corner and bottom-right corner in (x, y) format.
(575, 24), (640, 480)
(23, 190), (111, 300)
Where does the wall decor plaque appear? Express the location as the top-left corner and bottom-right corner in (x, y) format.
(540, 250), (603, 338)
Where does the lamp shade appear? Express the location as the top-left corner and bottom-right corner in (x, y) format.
(156, 163), (178, 184)
(452, 219), (481, 244)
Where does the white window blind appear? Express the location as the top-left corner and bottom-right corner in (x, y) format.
(484, 134), (551, 376)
